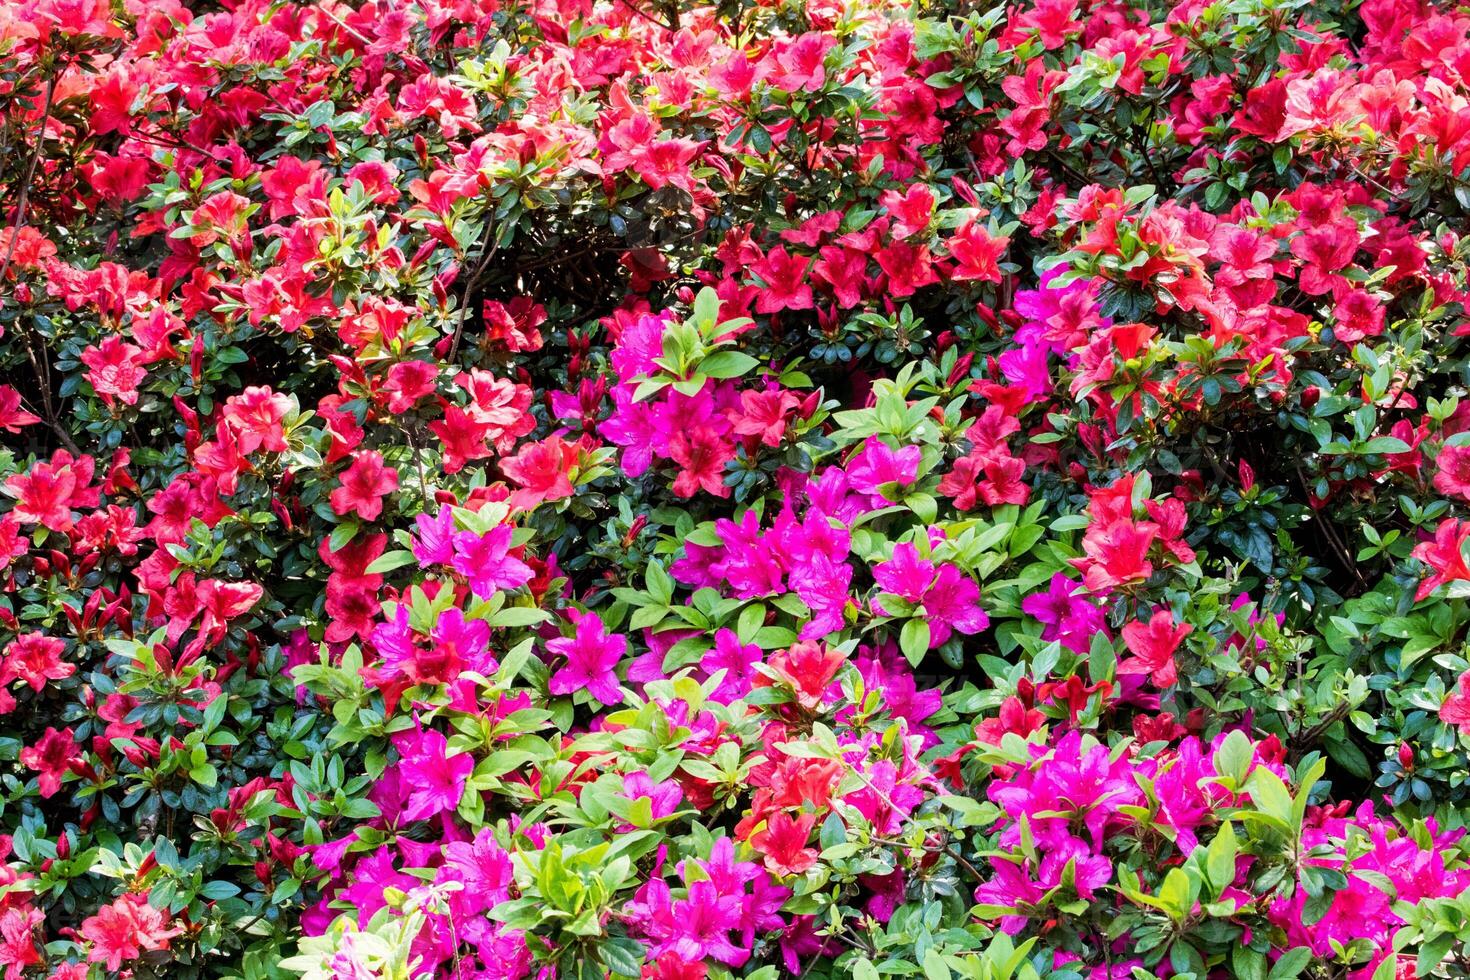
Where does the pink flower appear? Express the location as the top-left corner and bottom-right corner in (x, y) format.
(875, 545), (990, 646)
(0, 908), (42, 978)
(330, 451), (399, 521)
(1434, 444), (1470, 502)
(773, 33), (835, 91)
(20, 726), (81, 798)
(701, 629), (762, 702)
(396, 727), (473, 821)
(548, 610), (627, 705)
(2, 633), (73, 691)
(846, 437), (921, 499)
(450, 525), (534, 597)
(80, 336), (146, 407)
(80, 895), (181, 972)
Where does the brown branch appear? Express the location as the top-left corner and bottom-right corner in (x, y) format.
(1, 73), (81, 455)
(0, 73), (57, 283)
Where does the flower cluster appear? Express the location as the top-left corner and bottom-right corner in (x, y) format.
(3, 0), (1470, 977)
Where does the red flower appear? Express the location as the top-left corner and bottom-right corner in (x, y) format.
(324, 579), (381, 645)
(20, 726), (81, 799)
(977, 455), (1030, 507)
(80, 894), (182, 972)
(2, 633), (73, 692)
(330, 451), (399, 521)
(0, 386), (39, 433)
(500, 436), (577, 511)
(761, 641), (845, 710)
(750, 810), (819, 877)
(874, 241), (939, 297)
(1441, 670), (1470, 735)
(1117, 609), (1193, 688)
(1073, 520), (1157, 593)
(947, 220), (1010, 283)
(750, 248), (813, 313)
(430, 404), (495, 474)
(482, 298), (547, 353)
(197, 579), (264, 639)
(879, 184), (936, 239)
(1413, 519), (1470, 601)
(670, 425), (733, 498)
(728, 389), (799, 448)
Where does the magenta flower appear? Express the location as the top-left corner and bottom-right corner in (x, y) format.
(622, 771), (683, 822)
(1021, 572), (1104, 653)
(846, 437), (921, 498)
(922, 564), (990, 644)
(429, 607), (495, 676)
(701, 628), (762, 702)
(395, 728), (473, 822)
(667, 880), (748, 966)
(873, 544), (989, 645)
(450, 524), (533, 597)
(873, 542), (935, 602)
(411, 506), (456, 566)
(547, 610), (627, 704)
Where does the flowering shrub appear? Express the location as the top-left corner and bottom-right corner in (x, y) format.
(5, 0), (1470, 977)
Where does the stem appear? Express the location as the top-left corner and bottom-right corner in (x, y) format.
(448, 226), (501, 362)
(1, 72), (80, 455)
(0, 73), (57, 283)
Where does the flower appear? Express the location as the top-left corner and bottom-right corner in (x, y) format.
(750, 811), (818, 877)
(2, 633), (73, 691)
(20, 726), (81, 798)
(670, 425), (733, 498)
(330, 451), (399, 521)
(1021, 574), (1104, 653)
(1441, 670), (1470, 735)
(396, 727), (473, 821)
(1413, 519), (1470, 601)
(1117, 609), (1193, 688)
(450, 524), (534, 598)
(80, 895), (181, 971)
(500, 437), (577, 510)
(0, 908), (43, 979)
(80, 336), (146, 407)
(0, 387), (39, 434)
(547, 610), (627, 705)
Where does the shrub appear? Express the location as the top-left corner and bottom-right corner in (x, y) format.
(2, 0), (1470, 978)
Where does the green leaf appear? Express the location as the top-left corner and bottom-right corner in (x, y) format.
(365, 550), (417, 574)
(1205, 822), (1238, 894)
(1268, 947), (1312, 980)
(899, 618), (931, 667)
(1233, 946), (1268, 980)
(697, 350), (759, 379)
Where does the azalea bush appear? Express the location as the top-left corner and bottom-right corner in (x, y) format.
(5, 0), (1470, 977)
